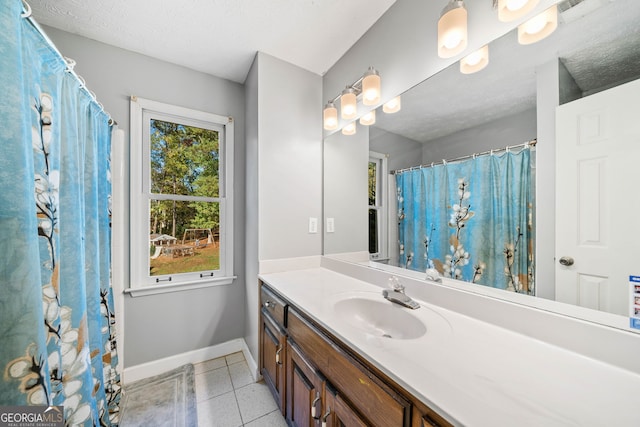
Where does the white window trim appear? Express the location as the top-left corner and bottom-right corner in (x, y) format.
(126, 96), (235, 297)
(369, 151), (389, 261)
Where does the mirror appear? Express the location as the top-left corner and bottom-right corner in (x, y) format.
(323, 0), (640, 328)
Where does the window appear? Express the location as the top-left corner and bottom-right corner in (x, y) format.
(128, 97), (234, 295)
(368, 151), (388, 261)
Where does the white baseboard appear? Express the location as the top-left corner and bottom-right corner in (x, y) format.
(239, 339), (261, 382)
(123, 338), (258, 384)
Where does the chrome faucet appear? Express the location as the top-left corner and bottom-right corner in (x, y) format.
(382, 276), (420, 309)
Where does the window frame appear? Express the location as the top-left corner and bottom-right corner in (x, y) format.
(368, 151), (389, 261)
(127, 97), (235, 296)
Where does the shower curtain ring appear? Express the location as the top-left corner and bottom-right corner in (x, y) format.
(77, 75), (86, 89)
(64, 57), (76, 72)
(21, 0), (32, 18)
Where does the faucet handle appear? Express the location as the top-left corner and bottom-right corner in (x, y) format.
(388, 276), (404, 293)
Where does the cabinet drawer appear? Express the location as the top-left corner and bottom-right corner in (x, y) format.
(261, 284), (287, 328)
(288, 308), (410, 427)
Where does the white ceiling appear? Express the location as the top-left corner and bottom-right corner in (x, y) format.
(28, 0), (396, 83)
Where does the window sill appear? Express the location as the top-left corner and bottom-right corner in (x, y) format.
(124, 275), (236, 297)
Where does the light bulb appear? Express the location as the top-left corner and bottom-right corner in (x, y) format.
(498, 0), (539, 22)
(523, 14), (546, 34)
(323, 102), (338, 130)
(438, 1), (468, 58)
(517, 5), (557, 45)
(506, 0), (528, 11)
(465, 51), (482, 66)
(342, 122), (356, 135)
(362, 68), (381, 106)
(341, 87), (357, 120)
(444, 32), (463, 49)
(360, 110), (376, 126)
(460, 45), (489, 74)
(383, 96), (401, 114)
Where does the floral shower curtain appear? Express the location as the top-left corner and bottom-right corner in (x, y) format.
(0, 1), (120, 425)
(396, 147), (535, 294)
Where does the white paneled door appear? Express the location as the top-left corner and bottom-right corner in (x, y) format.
(555, 79), (640, 315)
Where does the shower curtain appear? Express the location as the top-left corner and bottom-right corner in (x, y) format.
(0, 1), (120, 425)
(396, 147), (535, 294)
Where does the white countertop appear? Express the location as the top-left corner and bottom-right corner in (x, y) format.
(259, 267), (640, 427)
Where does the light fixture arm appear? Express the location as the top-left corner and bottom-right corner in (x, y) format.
(325, 67), (376, 105)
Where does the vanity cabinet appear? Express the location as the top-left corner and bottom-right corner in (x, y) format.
(286, 339), (324, 426)
(259, 281), (452, 427)
(323, 383), (368, 427)
(286, 338), (368, 427)
(259, 286), (287, 414)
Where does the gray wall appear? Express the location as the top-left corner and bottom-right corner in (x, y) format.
(244, 54), (260, 364)
(421, 108), (537, 163)
(369, 127), (423, 172)
(244, 52), (323, 362)
(44, 26), (247, 368)
(256, 53), (323, 261)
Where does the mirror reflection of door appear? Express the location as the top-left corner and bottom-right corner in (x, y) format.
(555, 78), (640, 315)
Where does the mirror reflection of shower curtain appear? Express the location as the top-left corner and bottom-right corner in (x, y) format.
(396, 147), (535, 294)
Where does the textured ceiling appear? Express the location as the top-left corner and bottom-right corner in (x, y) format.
(28, 0), (396, 83)
(374, 0), (640, 144)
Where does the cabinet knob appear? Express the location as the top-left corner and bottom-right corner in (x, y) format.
(264, 300), (274, 309)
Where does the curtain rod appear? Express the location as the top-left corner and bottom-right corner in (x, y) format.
(391, 139), (537, 175)
(20, 0), (117, 126)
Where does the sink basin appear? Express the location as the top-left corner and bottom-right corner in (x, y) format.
(333, 296), (427, 340)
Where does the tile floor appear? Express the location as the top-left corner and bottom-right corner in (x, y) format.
(194, 352), (287, 427)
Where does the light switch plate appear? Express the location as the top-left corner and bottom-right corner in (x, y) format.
(309, 217), (318, 233)
(326, 217), (335, 233)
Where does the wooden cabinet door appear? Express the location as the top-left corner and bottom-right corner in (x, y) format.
(323, 384), (369, 427)
(260, 311), (285, 413)
(286, 339), (323, 427)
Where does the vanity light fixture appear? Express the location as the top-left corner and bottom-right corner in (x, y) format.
(496, 0), (540, 22)
(517, 4), (558, 45)
(383, 96), (401, 114)
(360, 109), (376, 126)
(438, 0), (468, 58)
(323, 101), (338, 130)
(460, 45), (489, 74)
(342, 122), (357, 135)
(323, 66), (383, 132)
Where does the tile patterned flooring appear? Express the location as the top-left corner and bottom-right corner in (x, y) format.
(194, 352), (287, 427)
